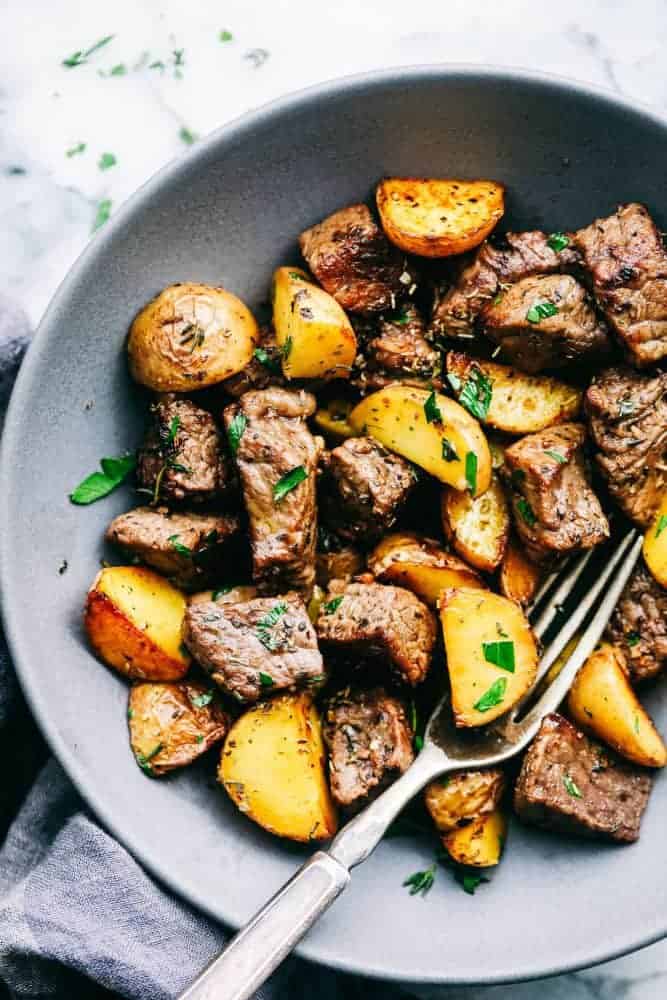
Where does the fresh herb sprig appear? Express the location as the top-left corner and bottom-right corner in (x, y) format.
(70, 453), (136, 504)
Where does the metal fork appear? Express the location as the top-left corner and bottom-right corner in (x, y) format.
(179, 529), (643, 1000)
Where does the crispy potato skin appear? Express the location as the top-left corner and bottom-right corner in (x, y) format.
(368, 532), (485, 606)
(446, 352), (582, 435)
(349, 385), (492, 496)
(440, 587), (538, 727)
(499, 536), (543, 606)
(218, 692), (338, 842)
(128, 681), (229, 776)
(441, 474), (510, 572)
(272, 266), (357, 380)
(643, 493), (667, 587)
(442, 808), (507, 867)
(567, 643), (667, 768)
(424, 769), (505, 834)
(128, 283), (259, 391)
(376, 178), (505, 257)
(84, 567), (190, 681)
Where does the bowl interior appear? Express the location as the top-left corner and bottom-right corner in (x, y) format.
(2, 67), (666, 985)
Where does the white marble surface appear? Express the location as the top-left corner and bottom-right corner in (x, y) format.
(1, 0), (667, 996)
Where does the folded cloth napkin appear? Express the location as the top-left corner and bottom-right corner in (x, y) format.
(0, 295), (410, 1000)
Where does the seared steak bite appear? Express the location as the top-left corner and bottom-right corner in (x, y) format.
(479, 274), (611, 373)
(316, 580), (436, 686)
(183, 593), (324, 703)
(224, 388), (322, 596)
(323, 687), (414, 811)
(299, 204), (416, 314)
(366, 304), (438, 379)
(221, 327), (286, 398)
(514, 713), (652, 843)
(137, 395), (229, 505)
(106, 507), (240, 590)
(606, 560), (667, 684)
(320, 437), (416, 543)
(573, 202), (667, 367)
(316, 545), (365, 589)
(503, 424), (609, 564)
(585, 366), (667, 528)
(431, 229), (581, 339)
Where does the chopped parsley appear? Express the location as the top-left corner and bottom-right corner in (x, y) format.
(323, 596), (344, 615)
(92, 198), (112, 232)
(441, 438), (459, 462)
(626, 631), (641, 648)
(212, 586), (234, 600)
(66, 142), (86, 158)
(563, 774), (583, 798)
(179, 126), (198, 145)
(98, 152), (117, 171)
(387, 306), (410, 325)
(482, 640), (516, 673)
(168, 535), (191, 558)
(457, 367), (493, 421)
(135, 743), (163, 775)
(62, 35), (114, 69)
(547, 232), (570, 253)
(189, 690), (214, 708)
(70, 452), (135, 504)
(259, 672), (274, 687)
(403, 863), (436, 897)
(655, 514), (667, 538)
(256, 603), (288, 650)
(282, 335), (293, 359)
(618, 398), (635, 418)
(253, 346), (281, 372)
(414, 734), (424, 752)
(544, 450), (566, 464)
(461, 872), (487, 895)
(526, 301), (559, 323)
(473, 676), (507, 713)
(516, 497), (536, 527)
(107, 63), (127, 76)
(219, 30), (233, 42)
(273, 466), (307, 503)
(226, 413), (247, 455)
(423, 391), (442, 424)
(465, 451), (477, 493)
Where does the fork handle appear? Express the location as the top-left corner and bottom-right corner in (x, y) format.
(177, 745), (445, 1000)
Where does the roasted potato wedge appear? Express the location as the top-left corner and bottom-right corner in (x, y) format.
(446, 352), (582, 434)
(441, 474), (510, 572)
(272, 266), (357, 380)
(424, 769), (505, 834)
(188, 585), (258, 606)
(499, 536), (543, 606)
(440, 587), (538, 727)
(442, 808), (507, 867)
(376, 178), (504, 257)
(128, 283), (259, 391)
(85, 566), (190, 681)
(643, 493), (667, 587)
(128, 680), (229, 776)
(313, 398), (357, 441)
(218, 692), (338, 842)
(368, 532), (485, 606)
(349, 385), (492, 496)
(567, 643), (667, 768)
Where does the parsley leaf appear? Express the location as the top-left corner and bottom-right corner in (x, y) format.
(563, 774), (582, 798)
(441, 438), (459, 462)
(547, 232), (570, 253)
(403, 864), (436, 897)
(323, 596), (344, 615)
(544, 450), (566, 464)
(179, 126), (198, 145)
(168, 535), (192, 558)
(473, 677), (507, 713)
(219, 29), (233, 42)
(212, 586), (234, 600)
(259, 672), (274, 687)
(62, 35), (114, 68)
(457, 367), (493, 421)
(92, 198), (112, 232)
(465, 452), (477, 494)
(66, 142), (86, 158)
(70, 452), (135, 504)
(424, 391), (442, 424)
(190, 690), (214, 708)
(226, 413), (247, 455)
(273, 466), (307, 503)
(482, 640), (515, 673)
(526, 301), (558, 323)
(461, 873), (487, 895)
(256, 603), (288, 650)
(516, 497), (536, 527)
(135, 742), (163, 775)
(655, 514), (667, 539)
(253, 346), (281, 372)
(98, 152), (117, 171)
(626, 631), (641, 648)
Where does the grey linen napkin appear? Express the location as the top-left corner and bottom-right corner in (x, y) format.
(0, 294), (410, 1000)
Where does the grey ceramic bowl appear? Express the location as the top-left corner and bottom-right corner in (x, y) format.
(2, 66), (667, 986)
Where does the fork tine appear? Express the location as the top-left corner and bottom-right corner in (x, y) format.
(525, 566), (561, 617)
(529, 549), (594, 639)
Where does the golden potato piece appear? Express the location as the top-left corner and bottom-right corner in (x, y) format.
(441, 474), (510, 572)
(272, 266), (357, 380)
(128, 680), (229, 776)
(85, 566), (190, 681)
(567, 643), (667, 768)
(128, 283), (259, 391)
(376, 178), (504, 258)
(440, 587), (538, 727)
(424, 769), (505, 834)
(368, 532), (485, 607)
(349, 385), (492, 496)
(643, 493), (667, 587)
(188, 585), (258, 606)
(499, 536), (543, 606)
(218, 692), (338, 842)
(442, 808), (507, 867)
(313, 397), (357, 441)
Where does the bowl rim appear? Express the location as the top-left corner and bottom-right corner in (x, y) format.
(2, 63), (667, 985)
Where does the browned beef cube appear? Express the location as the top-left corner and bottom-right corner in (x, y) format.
(431, 229), (581, 339)
(221, 327), (286, 398)
(183, 593), (324, 703)
(316, 545), (365, 589)
(479, 274), (611, 373)
(323, 687), (414, 811)
(137, 395), (229, 505)
(366, 304), (438, 379)
(299, 204), (416, 314)
(224, 388), (322, 596)
(574, 203), (667, 367)
(106, 507), (240, 591)
(316, 580), (436, 685)
(503, 424), (609, 564)
(514, 713), (652, 843)
(585, 366), (667, 528)
(321, 437), (416, 543)
(606, 560), (667, 684)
